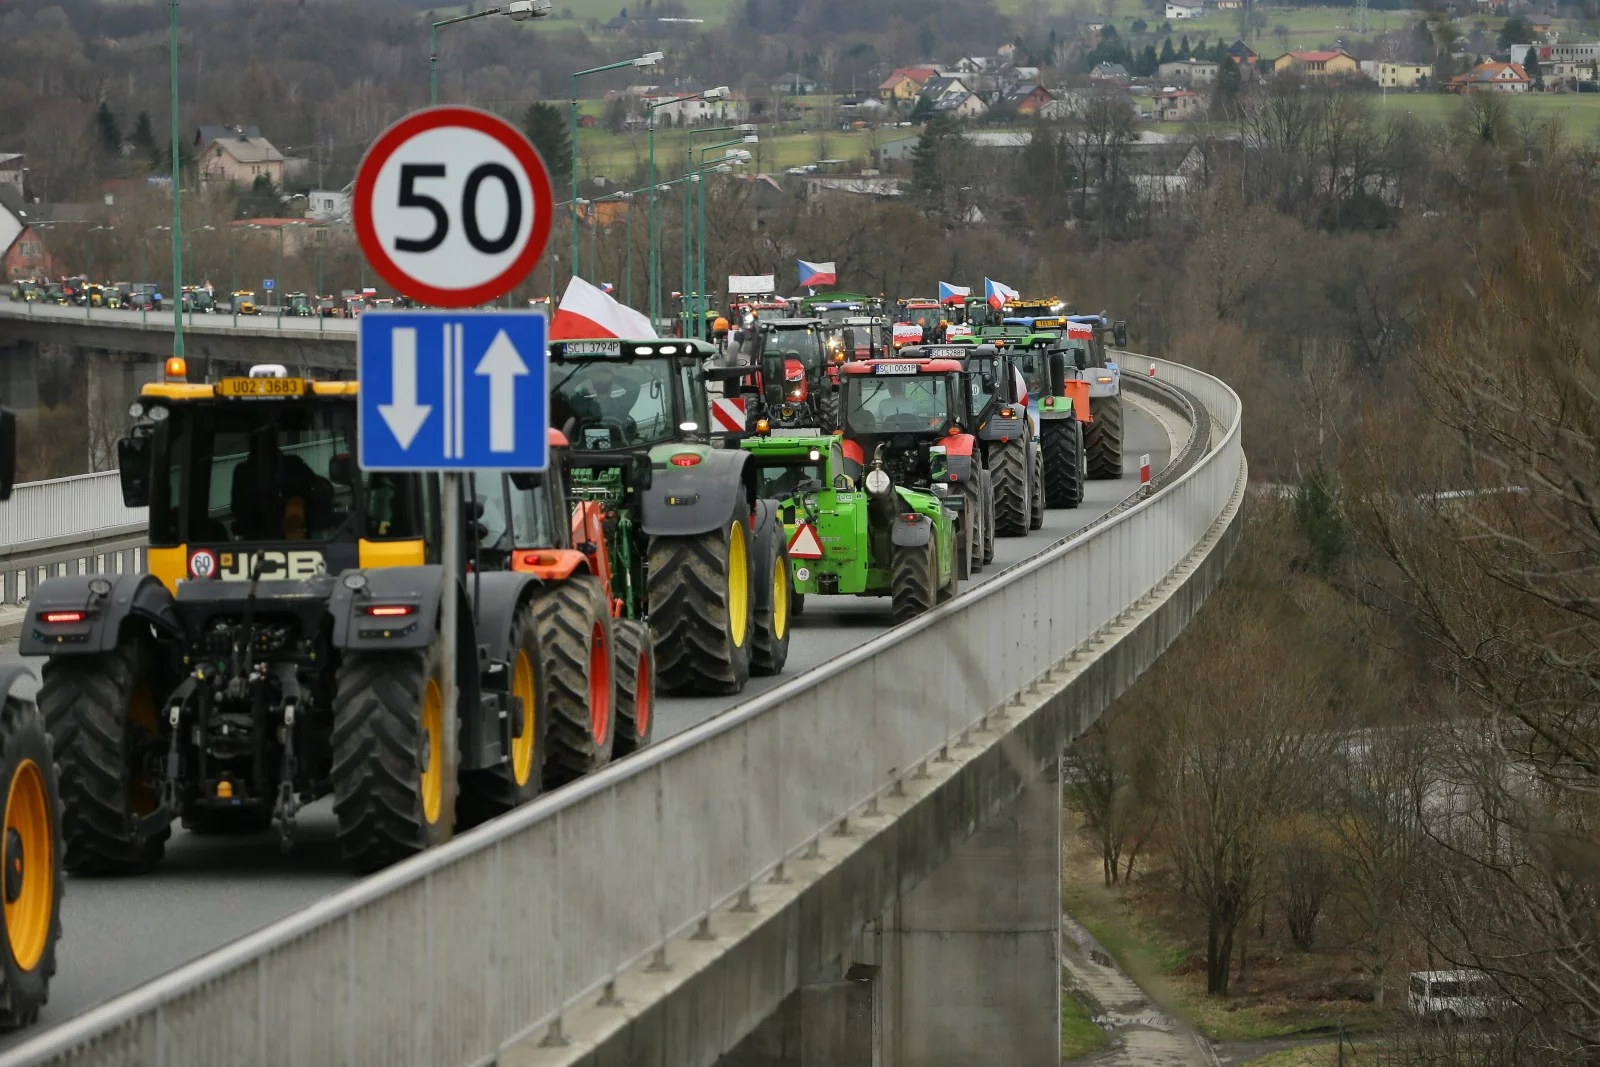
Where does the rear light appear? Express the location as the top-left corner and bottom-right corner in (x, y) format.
(364, 605), (415, 617)
(670, 453), (702, 467)
(1043, 397), (1055, 409)
(520, 552), (560, 567)
(40, 611), (85, 624)
(1000, 407), (1015, 418)
(949, 473), (959, 482)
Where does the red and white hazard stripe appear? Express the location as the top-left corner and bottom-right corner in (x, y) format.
(787, 523), (824, 560)
(1139, 454), (1151, 484)
(712, 396), (746, 432)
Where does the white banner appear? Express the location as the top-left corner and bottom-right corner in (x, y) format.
(728, 274), (776, 295)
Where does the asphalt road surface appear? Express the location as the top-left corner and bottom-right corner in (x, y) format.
(0, 399), (1175, 1047)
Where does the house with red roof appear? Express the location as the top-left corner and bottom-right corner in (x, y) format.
(1448, 61), (1531, 93)
(878, 66), (941, 102)
(1271, 49), (1361, 78)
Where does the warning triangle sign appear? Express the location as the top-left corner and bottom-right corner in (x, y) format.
(787, 524), (824, 560)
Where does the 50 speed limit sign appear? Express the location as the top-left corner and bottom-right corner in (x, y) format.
(354, 107), (555, 307)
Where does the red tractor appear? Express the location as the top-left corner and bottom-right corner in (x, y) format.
(837, 356), (995, 574)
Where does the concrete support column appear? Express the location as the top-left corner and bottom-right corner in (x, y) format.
(720, 963), (878, 1067)
(883, 757), (1062, 1067)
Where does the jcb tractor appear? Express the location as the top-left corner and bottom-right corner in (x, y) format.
(0, 406), (64, 1030)
(910, 342), (1045, 536)
(836, 355), (994, 575)
(549, 338), (791, 694)
(740, 434), (959, 622)
(22, 361), (629, 875)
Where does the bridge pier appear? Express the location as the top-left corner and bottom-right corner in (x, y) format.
(722, 760), (1062, 1067)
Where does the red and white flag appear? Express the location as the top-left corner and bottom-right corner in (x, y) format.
(550, 276), (655, 340)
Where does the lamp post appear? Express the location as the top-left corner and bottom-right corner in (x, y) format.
(184, 224), (214, 325)
(87, 225), (112, 321)
(594, 190), (634, 305)
(274, 225), (286, 326)
(570, 52), (660, 282)
(693, 137), (755, 338)
(168, 0), (184, 365)
(646, 86), (728, 326)
(647, 174), (694, 334)
(430, 1), (551, 106)
(547, 197), (577, 309)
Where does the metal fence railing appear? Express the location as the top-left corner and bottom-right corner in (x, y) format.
(0, 470), (144, 546)
(0, 357), (1244, 1067)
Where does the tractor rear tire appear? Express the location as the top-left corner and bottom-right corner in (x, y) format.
(0, 691), (62, 1029)
(990, 440), (1029, 537)
(38, 641), (168, 875)
(750, 534), (792, 676)
(979, 469), (996, 564)
(817, 388), (840, 433)
(1042, 419), (1086, 509)
(1029, 445), (1045, 529)
(331, 635), (454, 874)
(891, 539), (937, 623)
(648, 508), (754, 695)
(458, 605), (548, 827)
(1085, 394), (1124, 480)
(530, 576), (615, 787)
(955, 515), (971, 582)
(961, 481), (985, 573)
(937, 533), (958, 603)
(611, 619), (656, 758)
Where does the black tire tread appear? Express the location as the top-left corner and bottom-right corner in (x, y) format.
(750, 531), (791, 677)
(818, 388), (840, 432)
(647, 519), (752, 695)
(38, 642), (167, 875)
(612, 618), (655, 758)
(961, 482), (984, 573)
(1042, 419), (1086, 508)
(990, 441), (1029, 537)
(1029, 445), (1045, 529)
(1085, 394), (1124, 480)
(0, 693), (63, 1029)
(330, 645), (447, 874)
(529, 576), (613, 786)
(891, 540), (937, 622)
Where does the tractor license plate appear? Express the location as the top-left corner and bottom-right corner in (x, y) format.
(217, 377), (306, 398)
(874, 363), (918, 375)
(565, 341), (621, 357)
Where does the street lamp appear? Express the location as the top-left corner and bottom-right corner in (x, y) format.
(143, 225), (171, 326)
(168, 0), (184, 365)
(429, 1), (551, 106)
(570, 51), (661, 281)
(646, 85), (727, 325)
(692, 136), (756, 338)
(183, 224), (215, 323)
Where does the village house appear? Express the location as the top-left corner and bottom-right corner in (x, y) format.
(1448, 61), (1530, 92)
(0, 154), (22, 197)
(1159, 57), (1220, 84)
(1271, 50), (1361, 78)
(878, 66), (940, 102)
(1165, 2), (1202, 18)
(194, 125), (285, 192)
(1358, 61), (1433, 88)
(1153, 89), (1204, 121)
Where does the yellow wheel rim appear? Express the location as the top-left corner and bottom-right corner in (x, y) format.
(4, 760), (53, 972)
(420, 679), (443, 825)
(510, 651), (536, 787)
(772, 554), (789, 641)
(727, 520), (749, 649)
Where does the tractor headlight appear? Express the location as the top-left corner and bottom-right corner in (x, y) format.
(146, 405), (169, 423)
(128, 401), (145, 419)
(865, 469), (891, 495)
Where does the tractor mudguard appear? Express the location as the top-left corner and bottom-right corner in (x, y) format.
(329, 565), (448, 653)
(891, 513), (934, 549)
(19, 572), (179, 656)
(0, 664), (36, 707)
(466, 571), (549, 667)
(942, 433), (978, 459)
(638, 446), (751, 538)
(750, 499), (784, 612)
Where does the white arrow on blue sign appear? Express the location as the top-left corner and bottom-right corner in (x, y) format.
(358, 310), (548, 472)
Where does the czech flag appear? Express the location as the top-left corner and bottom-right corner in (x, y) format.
(798, 260), (837, 288)
(939, 281), (971, 305)
(985, 278), (1019, 310)
(600, 281), (615, 294)
(550, 275), (656, 340)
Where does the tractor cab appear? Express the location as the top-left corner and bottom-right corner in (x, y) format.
(751, 318), (841, 430)
(285, 292), (313, 316)
(838, 357), (974, 497)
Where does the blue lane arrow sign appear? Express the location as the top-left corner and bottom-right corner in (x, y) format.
(358, 310), (548, 472)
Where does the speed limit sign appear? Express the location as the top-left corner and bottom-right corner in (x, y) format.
(353, 106), (555, 307)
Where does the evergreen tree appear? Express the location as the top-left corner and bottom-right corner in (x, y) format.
(94, 101), (122, 156)
(911, 112), (969, 221)
(1137, 44), (1160, 76)
(521, 101), (573, 188)
(910, 93), (935, 123)
(131, 111), (161, 168)
(1179, 34), (1191, 59)
(1524, 49), (1543, 89)
(1214, 53), (1242, 108)
(1159, 37), (1177, 64)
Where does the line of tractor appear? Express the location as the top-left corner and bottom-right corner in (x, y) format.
(0, 292), (1127, 1030)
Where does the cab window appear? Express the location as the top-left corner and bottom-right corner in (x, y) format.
(508, 471), (559, 549)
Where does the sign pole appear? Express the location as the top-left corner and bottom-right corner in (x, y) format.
(440, 470), (460, 793)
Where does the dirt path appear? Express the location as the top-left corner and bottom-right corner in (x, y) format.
(1062, 914), (1217, 1066)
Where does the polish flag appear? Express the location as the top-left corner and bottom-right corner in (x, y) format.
(550, 276), (656, 340)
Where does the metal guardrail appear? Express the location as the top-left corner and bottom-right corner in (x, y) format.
(0, 470), (144, 546)
(0, 356), (1244, 1067)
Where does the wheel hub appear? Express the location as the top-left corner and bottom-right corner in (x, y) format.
(4, 827), (23, 904)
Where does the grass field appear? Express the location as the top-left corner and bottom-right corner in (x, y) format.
(576, 124), (887, 177)
(1061, 985), (1112, 1058)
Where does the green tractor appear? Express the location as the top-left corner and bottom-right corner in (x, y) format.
(284, 292), (314, 317)
(740, 434), (959, 622)
(549, 338), (792, 693)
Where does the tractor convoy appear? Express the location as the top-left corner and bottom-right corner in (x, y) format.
(2, 286), (1129, 1031)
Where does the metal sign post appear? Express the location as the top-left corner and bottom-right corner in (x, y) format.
(354, 105), (555, 805)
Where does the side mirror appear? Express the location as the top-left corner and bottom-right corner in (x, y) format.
(328, 453), (356, 488)
(842, 328), (856, 353)
(1047, 353), (1068, 398)
(1113, 321), (1128, 348)
(509, 471), (537, 491)
(630, 454), (654, 492)
(1074, 348), (1089, 371)
(117, 434), (152, 508)
(0, 407), (14, 502)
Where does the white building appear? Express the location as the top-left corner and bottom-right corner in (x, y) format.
(307, 189), (349, 222)
(1165, 2), (1202, 18)
(1158, 58), (1220, 84)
